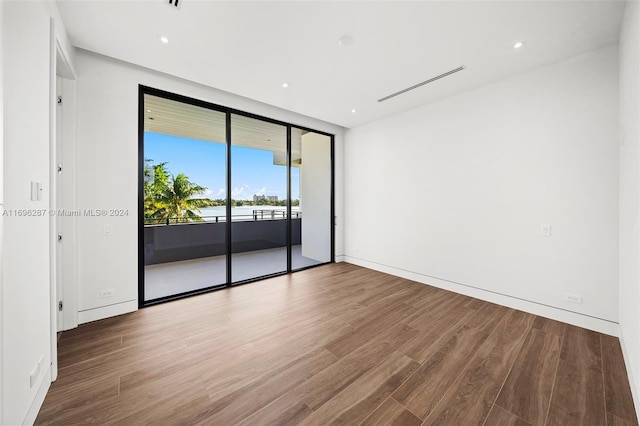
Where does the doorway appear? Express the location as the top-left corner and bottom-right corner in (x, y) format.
(53, 46), (78, 334)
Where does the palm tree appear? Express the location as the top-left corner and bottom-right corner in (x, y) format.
(155, 173), (214, 222)
(144, 161), (213, 223)
(144, 161), (170, 222)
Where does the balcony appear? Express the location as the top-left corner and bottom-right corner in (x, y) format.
(143, 211), (323, 300)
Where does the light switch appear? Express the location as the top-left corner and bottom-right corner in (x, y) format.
(30, 181), (38, 201)
(31, 181), (43, 201)
(103, 225), (113, 236)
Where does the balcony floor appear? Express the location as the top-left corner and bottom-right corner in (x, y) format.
(144, 245), (323, 301)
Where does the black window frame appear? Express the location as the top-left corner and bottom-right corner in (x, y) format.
(138, 85), (335, 307)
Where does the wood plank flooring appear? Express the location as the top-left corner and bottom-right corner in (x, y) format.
(36, 263), (638, 425)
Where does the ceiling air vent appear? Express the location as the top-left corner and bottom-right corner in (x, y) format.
(377, 66), (466, 102)
(167, 0), (181, 9)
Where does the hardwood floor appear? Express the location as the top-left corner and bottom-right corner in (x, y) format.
(36, 263), (638, 425)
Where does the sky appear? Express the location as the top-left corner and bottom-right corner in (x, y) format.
(144, 132), (299, 200)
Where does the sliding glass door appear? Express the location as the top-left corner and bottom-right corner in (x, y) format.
(230, 114), (288, 283)
(139, 87), (334, 305)
(142, 94), (227, 302)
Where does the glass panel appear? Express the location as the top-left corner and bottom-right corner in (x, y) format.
(231, 114), (287, 282)
(143, 94), (227, 301)
(292, 129), (332, 269)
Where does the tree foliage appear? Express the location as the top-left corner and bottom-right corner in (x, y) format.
(144, 160), (214, 223)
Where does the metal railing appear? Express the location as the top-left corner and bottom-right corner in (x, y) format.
(144, 209), (301, 226)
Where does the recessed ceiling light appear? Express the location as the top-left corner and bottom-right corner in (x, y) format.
(338, 35), (354, 47)
(146, 109), (152, 113)
(159, 36), (169, 44)
(282, 82), (289, 88)
(351, 109), (356, 113)
(513, 41), (524, 50)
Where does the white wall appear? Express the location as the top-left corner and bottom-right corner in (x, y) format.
(1, 1), (73, 424)
(344, 45), (619, 334)
(73, 50), (344, 322)
(618, 0), (640, 417)
(301, 132), (332, 262)
(0, 0), (4, 422)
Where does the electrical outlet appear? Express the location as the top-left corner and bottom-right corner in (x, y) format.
(564, 293), (582, 304)
(29, 365), (39, 387)
(29, 355), (43, 388)
(540, 224), (551, 237)
(100, 288), (114, 298)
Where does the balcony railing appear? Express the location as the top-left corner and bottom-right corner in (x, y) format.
(144, 209), (302, 226)
(144, 213), (302, 265)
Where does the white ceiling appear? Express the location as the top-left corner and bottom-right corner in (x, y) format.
(56, 0), (625, 128)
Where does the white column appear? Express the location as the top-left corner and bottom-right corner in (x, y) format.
(300, 132), (331, 262)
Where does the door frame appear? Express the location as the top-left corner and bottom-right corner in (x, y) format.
(51, 28), (78, 382)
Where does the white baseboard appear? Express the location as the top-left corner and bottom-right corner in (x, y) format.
(22, 365), (51, 426)
(344, 256), (619, 336)
(618, 325), (640, 421)
(78, 299), (137, 324)
(335, 255), (345, 262)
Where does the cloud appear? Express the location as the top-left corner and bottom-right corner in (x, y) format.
(255, 187), (267, 196)
(231, 186), (246, 198)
